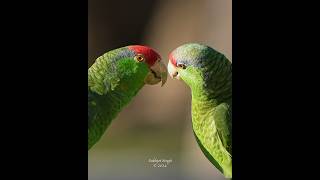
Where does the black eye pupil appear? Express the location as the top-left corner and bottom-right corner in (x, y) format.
(136, 56), (144, 61)
(178, 64), (186, 69)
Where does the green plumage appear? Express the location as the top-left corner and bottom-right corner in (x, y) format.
(88, 47), (149, 150)
(173, 43), (232, 178)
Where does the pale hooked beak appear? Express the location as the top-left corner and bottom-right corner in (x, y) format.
(144, 60), (168, 86)
(167, 60), (180, 80)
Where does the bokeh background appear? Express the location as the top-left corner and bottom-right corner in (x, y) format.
(88, 0), (232, 179)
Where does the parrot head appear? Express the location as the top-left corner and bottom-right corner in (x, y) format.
(167, 43), (230, 89)
(128, 45), (167, 86)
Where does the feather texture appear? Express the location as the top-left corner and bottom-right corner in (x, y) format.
(88, 47), (149, 149)
(173, 43), (232, 178)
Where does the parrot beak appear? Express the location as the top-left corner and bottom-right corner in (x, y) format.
(167, 60), (180, 80)
(144, 59), (168, 86)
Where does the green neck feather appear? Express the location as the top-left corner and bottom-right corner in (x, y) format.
(178, 53), (232, 105)
(179, 67), (218, 122)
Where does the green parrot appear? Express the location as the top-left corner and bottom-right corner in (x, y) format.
(88, 45), (167, 150)
(168, 43), (232, 178)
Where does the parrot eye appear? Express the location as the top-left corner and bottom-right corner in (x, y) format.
(177, 63), (186, 69)
(135, 54), (145, 62)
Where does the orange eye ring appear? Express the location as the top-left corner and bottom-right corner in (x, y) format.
(135, 54), (145, 62)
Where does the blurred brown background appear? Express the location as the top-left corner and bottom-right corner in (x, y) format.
(89, 0), (231, 179)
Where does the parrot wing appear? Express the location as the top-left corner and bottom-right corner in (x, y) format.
(193, 102), (232, 178)
(193, 130), (225, 173)
(214, 102), (232, 155)
(88, 55), (122, 149)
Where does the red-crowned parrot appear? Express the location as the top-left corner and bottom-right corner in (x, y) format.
(168, 43), (232, 178)
(88, 45), (167, 150)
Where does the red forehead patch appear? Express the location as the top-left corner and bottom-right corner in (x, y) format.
(128, 45), (161, 66)
(168, 52), (177, 67)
